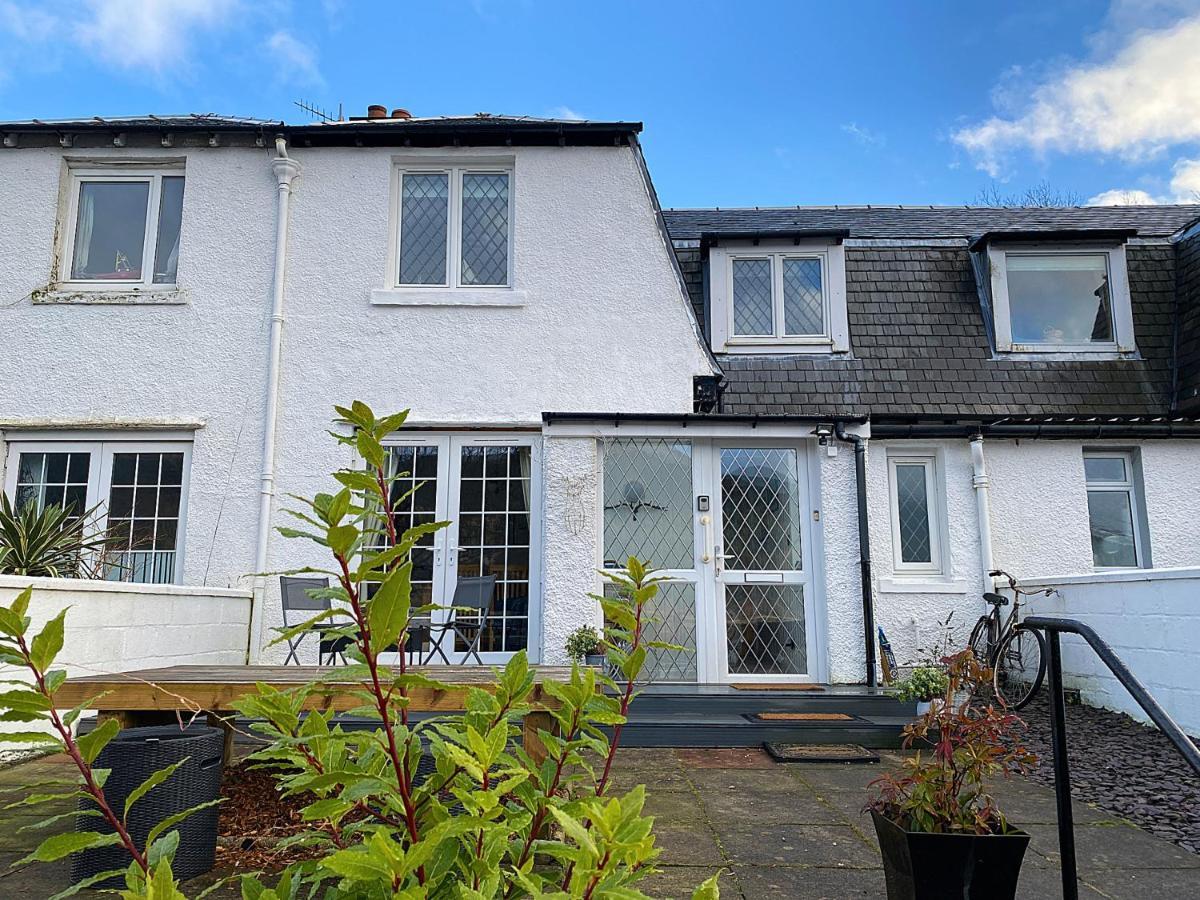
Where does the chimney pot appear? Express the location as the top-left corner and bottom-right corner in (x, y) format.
(391, 108), (412, 120)
(367, 104), (387, 119)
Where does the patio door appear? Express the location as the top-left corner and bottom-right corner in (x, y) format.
(380, 434), (540, 665)
(707, 444), (816, 682)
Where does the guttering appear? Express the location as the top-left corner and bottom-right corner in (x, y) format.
(969, 436), (996, 592)
(871, 420), (1200, 440)
(543, 411), (867, 426)
(249, 136), (302, 663)
(967, 228), (1138, 252)
(834, 423), (877, 687)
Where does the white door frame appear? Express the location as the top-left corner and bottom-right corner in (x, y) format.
(380, 432), (542, 665)
(696, 439), (820, 684)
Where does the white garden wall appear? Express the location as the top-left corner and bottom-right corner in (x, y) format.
(0, 574), (251, 753)
(1021, 568), (1200, 735)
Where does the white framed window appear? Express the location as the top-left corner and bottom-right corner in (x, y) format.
(1083, 450), (1148, 569)
(708, 240), (848, 354)
(3, 440), (191, 584)
(392, 166), (512, 289)
(61, 168), (185, 290)
(987, 244), (1135, 354)
(887, 453), (945, 575)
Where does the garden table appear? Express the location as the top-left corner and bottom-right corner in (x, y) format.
(56, 664), (572, 765)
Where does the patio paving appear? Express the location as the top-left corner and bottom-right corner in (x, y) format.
(0, 747), (1196, 898)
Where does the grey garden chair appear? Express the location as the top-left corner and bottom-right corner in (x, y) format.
(412, 575), (497, 666)
(280, 576), (349, 666)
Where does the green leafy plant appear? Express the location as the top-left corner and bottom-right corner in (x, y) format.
(867, 650), (1037, 835)
(0, 494), (110, 578)
(564, 625), (602, 663)
(893, 665), (949, 704)
(0, 585), (210, 897)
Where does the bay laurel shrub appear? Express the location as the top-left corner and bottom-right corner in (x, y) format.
(0, 401), (721, 899)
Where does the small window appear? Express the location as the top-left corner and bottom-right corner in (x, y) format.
(887, 454), (944, 574)
(395, 167), (511, 288)
(1084, 450), (1147, 568)
(64, 169), (185, 288)
(987, 245), (1134, 353)
(3, 440), (190, 584)
(709, 240), (848, 354)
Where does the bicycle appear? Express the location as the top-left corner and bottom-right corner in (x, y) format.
(967, 569), (1054, 709)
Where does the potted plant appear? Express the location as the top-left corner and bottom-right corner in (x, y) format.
(565, 624), (607, 666)
(867, 650), (1037, 900)
(893, 665), (950, 715)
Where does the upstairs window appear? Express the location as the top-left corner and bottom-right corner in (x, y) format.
(395, 167), (512, 288)
(708, 240), (848, 354)
(987, 244), (1135, 353)
(1083, 450), (1148, 569)
(63, 169), (185, 288)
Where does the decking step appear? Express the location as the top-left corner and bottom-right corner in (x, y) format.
(617, 711), (911, 749)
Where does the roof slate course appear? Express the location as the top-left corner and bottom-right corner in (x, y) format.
(664, 205), (1200, 241)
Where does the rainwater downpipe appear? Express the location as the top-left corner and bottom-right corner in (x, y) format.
(835, 423), (877, 687)
(970, 434), (997, 592)
(248, 137), (302, 663)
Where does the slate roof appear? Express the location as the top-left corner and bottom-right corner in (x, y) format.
(0, 114), (282, 130)
(668, 207), (1199, 419)
(664, 205), (1200, 242)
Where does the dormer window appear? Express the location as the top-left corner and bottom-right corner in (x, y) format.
(708, 239), (849, 354)
(986, 243), (1135, 354)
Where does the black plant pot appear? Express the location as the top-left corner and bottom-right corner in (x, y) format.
(871, 810), (1030, 900)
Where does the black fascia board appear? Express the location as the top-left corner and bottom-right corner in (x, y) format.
(700, 229), (850, 252)
(967, 228), (1138, 252)
(543, 411), (867, 426)
(283, 120), (642, 148)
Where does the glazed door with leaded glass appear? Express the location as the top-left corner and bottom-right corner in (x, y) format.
(710, 444), (814, 682)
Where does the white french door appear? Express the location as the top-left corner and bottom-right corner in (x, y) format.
(379, 434), (541, 665)
(600, 437), (818, 684)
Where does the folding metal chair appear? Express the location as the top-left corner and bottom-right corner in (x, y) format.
(280, 576), (349, 665)
(421, 575), (497, 665)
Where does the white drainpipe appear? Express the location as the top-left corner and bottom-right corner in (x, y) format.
(248, 137), (302, 662)
(969, 435), (996, 592)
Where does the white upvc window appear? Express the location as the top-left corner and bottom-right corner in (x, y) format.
(392, 166), (513, 289)
(1083, 450), (1148, 569)
(3, 439), (191, 584)
(886, 453), (945, 575)
(987, 243), (1135, 354)
(61, 167), (185, 290)
(708, 240), (848, 354)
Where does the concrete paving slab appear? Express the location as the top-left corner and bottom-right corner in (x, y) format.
(1077, 866), (1200, 898)
(714, 823), (880, 869)
(731, 864), (886, 898)
(700, 787), (846, 826)
(1023, 821), (1200, 870)
(640, 864), (731, 899)
(652, 824), (729, 868)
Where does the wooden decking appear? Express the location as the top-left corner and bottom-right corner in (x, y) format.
(58, 664), (576, 763)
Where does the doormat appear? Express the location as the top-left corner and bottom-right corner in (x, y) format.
(745, 712), (857, 722)
(729, 683), (825, 691)
(763, 743), (879, 763)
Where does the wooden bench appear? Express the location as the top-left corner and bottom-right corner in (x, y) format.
(56, 664), (571, 765)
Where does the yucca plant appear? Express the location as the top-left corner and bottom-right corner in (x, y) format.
(0, 494), (110, 578)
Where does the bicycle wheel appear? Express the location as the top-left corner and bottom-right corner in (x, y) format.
(992, 627), (1046, 710)
(967, 615), (992, 665)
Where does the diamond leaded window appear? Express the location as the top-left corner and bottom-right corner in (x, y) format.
(728, 251), (828, 340)
(887, 454), (943, 574)
(396, 168), (511, 288)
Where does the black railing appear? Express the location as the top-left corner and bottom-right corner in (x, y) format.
(1020, 616), (1200, 900)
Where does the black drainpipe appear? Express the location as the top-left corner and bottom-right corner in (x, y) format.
(835, 422), (877, 687)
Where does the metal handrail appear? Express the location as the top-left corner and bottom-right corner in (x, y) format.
(1020, 615), (1200, 900)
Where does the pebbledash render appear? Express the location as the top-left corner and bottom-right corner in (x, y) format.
(1, 111), (1199, 687)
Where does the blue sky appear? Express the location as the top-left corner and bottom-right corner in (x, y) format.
(2, 0), (1199, 208)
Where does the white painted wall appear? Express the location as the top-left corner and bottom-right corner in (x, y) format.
(0, 574), (251, 754)
(1021, 568), (1200, 735)
(0, 140), (713, 663)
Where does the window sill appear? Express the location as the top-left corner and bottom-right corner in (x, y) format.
(996, 348), (1138, 361)
(370, 287), (528, 308)
(32, 286), (189, 306)
(878, 576), (968, 594)
(719, 341), (844, 356)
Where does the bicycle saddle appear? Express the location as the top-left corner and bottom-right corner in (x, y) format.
(983, 592), (1009, 606)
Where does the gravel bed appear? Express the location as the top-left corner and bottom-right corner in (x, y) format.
(1010, 693), (1200, 854)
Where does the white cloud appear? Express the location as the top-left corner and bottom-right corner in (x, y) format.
(954, 13), (1200, 178)
(548, 105), (585, 121)
(1173, 157), (1200, 199)
(1086, 157), (1200, 204)
(266, 29), (323, 87)
(1086, 188), (1160, 206)
(0, 1), (57, 41)
(841, 122), (885, 148)
(73, 0), (238, 72)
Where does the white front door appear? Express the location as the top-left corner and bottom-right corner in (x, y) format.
(380, 434), (541, 665)
(706, 444), (816, 683)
